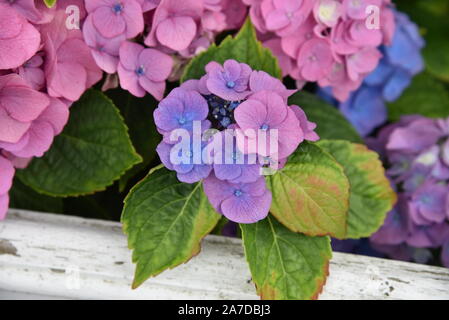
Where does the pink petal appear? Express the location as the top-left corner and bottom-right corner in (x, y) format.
(0, 108), (30, 144)
(92, 6), (126, 38)
(49, 61), (88, 101)
(0, 22), (40, 70)
(12, 121), (55, 158)
(139, 48), (173, 82)
(139, 77), (166, 101)
(122, 0), (145, 38)
(265, 9), (290, 31)
(37, 98), (69, 135)
(117, 64), (146, 97)
(119, 41), (142, 70)
(1, 85), (49, 122)
(156, 16), (197, 51)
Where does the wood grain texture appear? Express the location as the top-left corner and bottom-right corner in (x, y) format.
(1, 209), (448, 300)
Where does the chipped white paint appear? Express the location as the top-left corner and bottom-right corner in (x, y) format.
(0, 209), (448, 300)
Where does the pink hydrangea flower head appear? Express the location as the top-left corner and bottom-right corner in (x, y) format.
(85, 0), (144, 38)
(145, 0), (203, 51)
(83, 15), (126, 74)
(203, 174), (272, 223)
(205, 60), (252, 101)
(118, 41), (172, 99)
(0, 155), (14, 220)
(0, 4), (41, 70)
(234, 90), (303, 158)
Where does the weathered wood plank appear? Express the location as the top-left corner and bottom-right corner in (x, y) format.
(1, 209), (448, 300)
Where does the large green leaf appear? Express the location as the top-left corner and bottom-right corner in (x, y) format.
(181, 18), (282, 82)
(121, 166), (221, 288)
(9, 178), (63, 213)
(318, 140), (397, 239)
(288, 91), (362, 143)
(267, 142), (350, 238)
(17, 89), (141, 197)
(105, 89), (160, 192)
(240, 216), (331, 300)
(387, 72), (449, 121)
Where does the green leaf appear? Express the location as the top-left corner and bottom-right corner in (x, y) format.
(121, 166), (221, 288)
(267, 142), (350, 238)
(17, 89), (141, 197)
(240, 216), (331, 300)
(105, 89), (160, 192)
(9, 178), (63, 213)
(43, 0), (57, 8)
(181, 18), (282, 82)
(317, 140), (397, 239)
(288, 91), (362, 143)
(387, 72), (449, 121)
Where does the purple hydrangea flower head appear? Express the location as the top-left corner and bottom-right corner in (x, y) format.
(205, 60), (252, 101)
(153, 59), (318, 224)
(118, 41), (172, 100)
(368, 114), (449, 267)
(234, 90), (303, 158)
(203, 174), (271, 223)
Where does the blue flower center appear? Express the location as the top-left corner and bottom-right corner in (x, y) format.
(178, 116), (186, 125)
(260, 124), (269, 131)
(226, 81), (235, 89)
(420, 194), (433, 205)
(234, 189), (243, 197)
(135, 65), (145, 77)
(112, 3), (124, 14)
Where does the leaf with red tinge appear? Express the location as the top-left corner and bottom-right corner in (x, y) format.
(318, 140), (397, 239)
(240, 216), (332, 300)
(267, 141), (350, 238)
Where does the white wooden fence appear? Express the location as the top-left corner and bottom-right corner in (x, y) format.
(1, 209), (448, 300)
